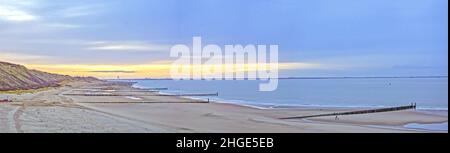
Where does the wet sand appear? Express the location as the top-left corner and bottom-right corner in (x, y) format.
(0, 81), (447, 133)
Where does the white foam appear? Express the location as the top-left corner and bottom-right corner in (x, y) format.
(125, 96), (142, 100)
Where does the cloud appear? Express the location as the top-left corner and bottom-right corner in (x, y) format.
(0, 1), (88, 35)
(87, 70), (137, 73)
(0, 5), (37, 22)
(18, 39), (88, 45)
(60, 4), (106, 18)
(2, 0), (41, 7)
(87, 41), (172, 52)
(44, 23), (83, 29)
(0, 52), (51, 64)
(279, 62), (327, 70)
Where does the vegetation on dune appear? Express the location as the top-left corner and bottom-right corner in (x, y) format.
(0, 61), (99, 91)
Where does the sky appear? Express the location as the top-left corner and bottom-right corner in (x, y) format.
(0, 0), (448, 79)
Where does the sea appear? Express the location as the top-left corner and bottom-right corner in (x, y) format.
(118, 77), (448, 110)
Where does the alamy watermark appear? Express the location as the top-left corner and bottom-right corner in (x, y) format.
(170, 37), (279, 91)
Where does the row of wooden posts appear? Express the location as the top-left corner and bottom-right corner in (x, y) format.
(280, 103), (417, 120)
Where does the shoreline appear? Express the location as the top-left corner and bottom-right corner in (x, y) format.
(128, 79), (448, 111)
(131, 80), (449, 131)
(132, 83), (448, 112)
(206, 98), (449, 111)
(129, 82), (448, 132)
(1, 80), (448, 133)
(206, 101), (448, 132)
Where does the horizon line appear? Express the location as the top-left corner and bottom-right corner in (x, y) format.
(104, 75), (449, 80)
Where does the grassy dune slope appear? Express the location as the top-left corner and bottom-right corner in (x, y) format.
(0, 61), (97, 91)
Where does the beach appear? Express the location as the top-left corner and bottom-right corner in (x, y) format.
(0, 80), (447, 133)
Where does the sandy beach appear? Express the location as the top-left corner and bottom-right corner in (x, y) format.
(0, 80), (447, 133)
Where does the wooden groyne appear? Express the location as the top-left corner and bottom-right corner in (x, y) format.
(71, 89), (160, 93)
(137, 87), (168, 91)
(64, 93), (133, 96)
(113, 90), (161, 92)
(77, 100), (210, 104)
(280, 103), (417, 120)
(157, 92), (219, 97)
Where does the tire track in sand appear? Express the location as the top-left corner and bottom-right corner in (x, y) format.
(12, 106), (24, 133)
(0, 105), (21, 133)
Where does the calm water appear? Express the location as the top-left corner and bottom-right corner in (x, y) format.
(123, 78), (448, 110)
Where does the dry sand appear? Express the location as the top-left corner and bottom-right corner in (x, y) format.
(0, 81), (447, 133)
